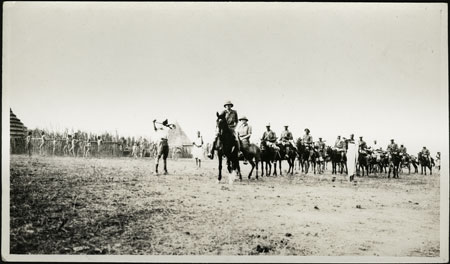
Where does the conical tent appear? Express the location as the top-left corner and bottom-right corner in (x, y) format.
(167, 121), (193, 158)
(167, 121), (192, 146)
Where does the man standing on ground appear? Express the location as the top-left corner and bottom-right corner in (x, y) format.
(153, 119), (175, 175)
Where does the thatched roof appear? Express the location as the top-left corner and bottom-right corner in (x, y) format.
(167, 121), (192, 147)
(10, 109), (27, 138)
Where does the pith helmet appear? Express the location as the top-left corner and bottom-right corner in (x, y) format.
(266, 123), (271, 127)
(224, 100), (233, 107)
(239, 116), (248, 121)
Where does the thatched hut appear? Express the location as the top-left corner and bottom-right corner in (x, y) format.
(167, 121), (193, 158)
(10, 109), (28, 154)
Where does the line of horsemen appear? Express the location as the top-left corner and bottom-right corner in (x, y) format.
(207, 101), (438, 177)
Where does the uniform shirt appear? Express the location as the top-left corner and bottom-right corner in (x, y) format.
(302, 134), (313, 145)
(317, 141), (326, 151)
(421, 148), (430, 156)
(334, 139), (344, 149)
(237, 123), (252, 142)
(261, 130), (277, 142)
(194, 136), (203, 147)
(220, 109), (238, 129)
(280, 130), (293, 141)
(399, 146), (407, 154)
(359, 140), (367, 150)
(387, 143), (398, 152)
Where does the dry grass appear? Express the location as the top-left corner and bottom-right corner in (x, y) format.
(9, 155), (440, 256)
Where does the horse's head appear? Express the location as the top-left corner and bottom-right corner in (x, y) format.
(216, 112), (228, 135)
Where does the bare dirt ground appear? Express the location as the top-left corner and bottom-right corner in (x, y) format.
(9, 155), (440, 256)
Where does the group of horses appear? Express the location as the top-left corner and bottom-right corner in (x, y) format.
(213, 112), (435, 183)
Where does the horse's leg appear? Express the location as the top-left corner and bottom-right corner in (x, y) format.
(279, 160), (283, 176)
(273, 161), (277, 176)
(236, 159), (242, 181)
(218, 155), (222, 182)
(261, 160), (265, 176)
(248, 159), (255, 179)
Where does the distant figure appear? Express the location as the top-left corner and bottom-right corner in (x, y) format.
(132, 142), (139, 158)
(436, 152), (440, 171)
(192, 131), (204, 168)
(84, 137), (91, 158)
(39, 131), (47, 155)
(97, 136), (102, 157)
(52, 137), (58, 156)
(63, 135), (71, 156)
(26, 131), (32, 157)
(69, 134), (78, 157)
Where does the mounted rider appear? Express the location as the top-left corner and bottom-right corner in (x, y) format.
(316, 137), (326, 161)
(280, 125), (297, 151)
(208, 100), (240, 159)
(387, 139), (399, 154)
(399, 144), (407, 154)
(358, 136), (367, 154)
(420, 146), (431, 161)
(261, 123), (279, 151)
(334, 135), (346, 160)
(302, 128), (313, 149)
(237, 115), (252, 164)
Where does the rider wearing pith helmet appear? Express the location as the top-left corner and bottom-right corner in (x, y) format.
(224, 100), (234, 107)
(208, 100), (239, 159)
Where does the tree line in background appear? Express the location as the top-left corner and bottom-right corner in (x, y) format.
(10, 128), (198, 159)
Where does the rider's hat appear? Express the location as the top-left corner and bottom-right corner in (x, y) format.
(304, 128), (310, 132)
(239, 116), (248, 121)
(284, 124), (289, 127)
(224, 100), (233, 107)
(266, 123), (271, 127)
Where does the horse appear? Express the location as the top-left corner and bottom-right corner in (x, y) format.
(388, 151), (401, 178)
(275, 142), (297, 175)
(398, 153), (411, 175)
(296, 139), (311, 174)
(331, 148), (347, 175)
(239, 139), (261, 180)
(357, 149), (370, 176)
(418, 152), (432, 175)
(315, 147), (327, 174)
(215, 112), (242, 183)
(260, 140), (277, 177)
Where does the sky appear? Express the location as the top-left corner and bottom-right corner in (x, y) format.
(3, 2), (448, 155)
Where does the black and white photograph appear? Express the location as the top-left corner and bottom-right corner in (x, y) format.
(2, 2), (449, 263)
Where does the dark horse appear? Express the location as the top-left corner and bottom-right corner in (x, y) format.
(331, 149), (347, 175)
(388, 152), (401, 178)
(239, 139), (261, 180)
(418, 152), (432, 175)
(215, 112), (242, 183)
(358, 150), (370, 176)
(296, 139), (311, 174)
(260, 140), (278, 176)
(275, 142), (297, 175)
